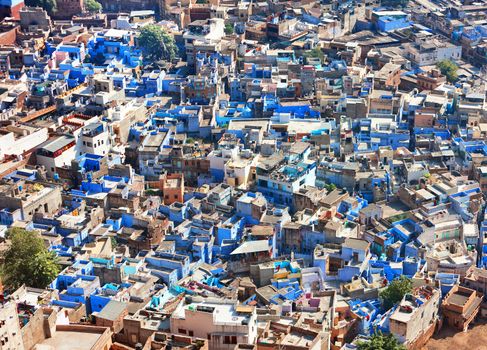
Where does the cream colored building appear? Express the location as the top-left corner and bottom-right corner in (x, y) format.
(171, 297), (257, 350)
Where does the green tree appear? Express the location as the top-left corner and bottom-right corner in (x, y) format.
(1, 228), (60, 290)
(110, 236), (118, 249)
(357, 332), (406, 350)
(379, 276), (413, 310)
(145, 189), (159, 196)
(85, 0), (102, 12)
(437, 59), (459, 83)
(224, 23), (234, 35)
(138, 25), (177, 62)
(324, 183), (337, 192)
(25, 0), (57, 14)
(304, 47), (324, 63)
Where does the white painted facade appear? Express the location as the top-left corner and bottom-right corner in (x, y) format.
(80, 124), (110, 156)
(171, 298), (257, 350)
(0, 126), (48, 161)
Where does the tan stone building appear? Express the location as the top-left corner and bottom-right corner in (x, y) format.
(442, 285), (483, 331)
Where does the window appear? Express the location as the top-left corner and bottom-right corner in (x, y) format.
(178, 328), (187, 334)
(207, 334), (211, 340)
(189, 330), (194, 336)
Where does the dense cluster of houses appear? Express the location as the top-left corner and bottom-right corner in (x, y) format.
(0, 0), (486, 349)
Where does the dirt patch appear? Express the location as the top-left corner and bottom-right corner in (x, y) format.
(423, 320), (487, 350)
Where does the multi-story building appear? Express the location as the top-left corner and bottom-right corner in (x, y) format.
(0, 301), (25, 350)
(403, 38), (462, 66)
(145, 251), (190, 286)
(183, 19), (225, 67)
(171, 297), (257, 350)
(442, 285), (483, 332)
(424, 240), (476, 277)
(389, 286), (440, 348)
(36, 135), (77, 177)
(256, 159), (316, 209)
(80, 122), (110, 156)
(0, 180), (62, 223)
(416, 69), (447, 91)
(137, 129), (172, 178)
(463, 266), (487, 297)
(0, 124), (48, 161)
(54, 0), (84, 19)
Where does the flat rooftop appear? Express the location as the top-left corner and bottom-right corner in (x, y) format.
(173, 300), (249, 325)
(448, 292), (469, 307)
(39, 135), (75, 153)
(281, 330), (315, 347)
(141, 131), (168, 150)
(37, 330), (102, 350)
